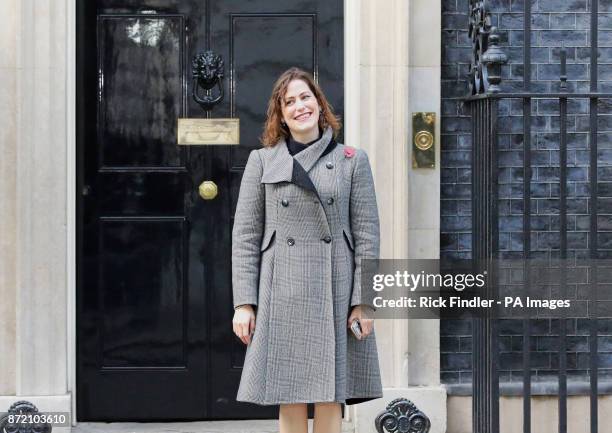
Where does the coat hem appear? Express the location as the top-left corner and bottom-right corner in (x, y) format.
(237, 398), (333, 406)
(345, 394), (383, 405)
(236, 394), (383, 406)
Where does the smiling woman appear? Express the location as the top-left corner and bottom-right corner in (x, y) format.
(231, 67), (382, 433)
(281, 80), (320, 143)
(259, 67), (342, 148)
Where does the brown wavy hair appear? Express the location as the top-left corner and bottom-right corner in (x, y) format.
(260, 67), (342, 147)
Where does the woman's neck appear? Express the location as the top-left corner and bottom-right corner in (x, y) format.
(291, 128), (320, 144)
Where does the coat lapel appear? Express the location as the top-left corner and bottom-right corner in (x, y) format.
(260, 138), (293, 184)
(293, 127), (334, 173)
(260, 127), (337, 201)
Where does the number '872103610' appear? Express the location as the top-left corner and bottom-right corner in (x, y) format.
(3, 412), (70, 427)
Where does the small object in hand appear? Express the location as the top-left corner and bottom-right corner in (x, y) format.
(350, 319), (362, 339)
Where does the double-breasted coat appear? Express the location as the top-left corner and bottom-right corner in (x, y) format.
(231, 126), (382, 405)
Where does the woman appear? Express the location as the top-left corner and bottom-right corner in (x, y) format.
(231, 67), (382, 433)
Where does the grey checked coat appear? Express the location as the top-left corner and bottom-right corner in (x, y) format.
(232, 126), (382, 405)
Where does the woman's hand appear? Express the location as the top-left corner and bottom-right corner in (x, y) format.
(347, 305), (374, 340)
(233, 305), (256, 345)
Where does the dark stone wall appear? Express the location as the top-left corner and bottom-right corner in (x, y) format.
(441, 0), (612, 385)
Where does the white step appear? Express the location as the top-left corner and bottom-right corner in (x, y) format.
(71, 420), (355, 433)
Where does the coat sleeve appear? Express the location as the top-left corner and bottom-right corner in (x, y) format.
(349, 148), (380, 309)
(232, 149), (265, 308)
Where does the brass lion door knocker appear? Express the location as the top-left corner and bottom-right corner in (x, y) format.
(192, 50), (224, 111)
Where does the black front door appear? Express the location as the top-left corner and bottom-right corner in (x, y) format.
(77, 0), (343, 422)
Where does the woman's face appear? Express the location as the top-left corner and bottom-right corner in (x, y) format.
(281, 79), (320, 138)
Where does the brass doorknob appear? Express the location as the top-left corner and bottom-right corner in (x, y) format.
(199, 180), (218, 200)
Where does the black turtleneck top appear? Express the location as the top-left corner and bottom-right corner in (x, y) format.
(286, 130), (322, 156)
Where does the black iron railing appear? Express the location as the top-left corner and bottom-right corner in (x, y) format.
(464, 1), (603, 433)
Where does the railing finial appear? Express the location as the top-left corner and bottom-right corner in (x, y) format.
(468, 2), (507, 95)
(482, 27), (508, 94)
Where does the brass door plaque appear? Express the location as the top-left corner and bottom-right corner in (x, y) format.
(177, 118), (239, 145)
(412, 112), (435, 168)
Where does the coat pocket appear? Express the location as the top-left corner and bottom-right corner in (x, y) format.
(260, 229), (277, 252)
(342, 228), (355, 252)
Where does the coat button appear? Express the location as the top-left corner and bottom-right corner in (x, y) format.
(281, 199), (289, 207)
(327, 197), (334, 205)
(326, 161), (334, 169)
(322, 236), (332, 243)
(287, 237), (295, 246)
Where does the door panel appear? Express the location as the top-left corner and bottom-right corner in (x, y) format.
(98, 15), (184, 167)
(231, 14), (316, 138)
(77, 0), (343, 421)
(99, 218), (186, 368)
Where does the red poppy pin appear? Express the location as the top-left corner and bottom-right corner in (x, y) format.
(344, 146), (356, 158)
